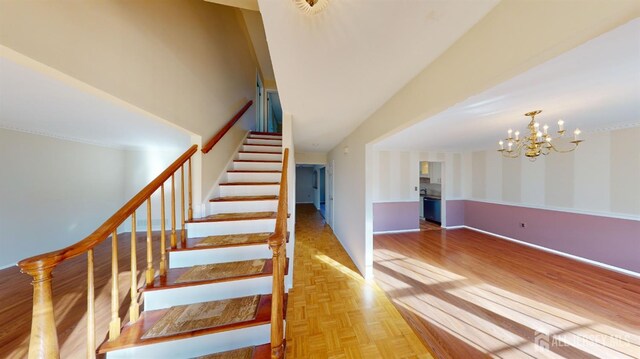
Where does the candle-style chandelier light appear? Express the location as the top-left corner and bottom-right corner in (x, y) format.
(497, 110), (584, 160)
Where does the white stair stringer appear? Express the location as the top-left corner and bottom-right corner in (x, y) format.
(233, 161), (282, 171)
(186, 218), (276, 237)
(238, 152), (282, 161)
(245, 138), (282, 146)
(144, 276), (273, 311)
(219, 183), (279, 197)
(105, 323), (271, 359)
(209, 199), (278, 214)
(242, 144), (282, 153)
(226, 171), (281, 183)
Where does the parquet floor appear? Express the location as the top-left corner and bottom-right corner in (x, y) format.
(286, 204), (434, 358)
(374, 228), (640, 359)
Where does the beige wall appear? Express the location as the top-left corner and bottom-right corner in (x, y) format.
(295, 151), (327, 165)
(464, 128), (640, 217)
(0, 0), (258, 205)
(0, 129), (128, 268)
(328, 0), (640, 276)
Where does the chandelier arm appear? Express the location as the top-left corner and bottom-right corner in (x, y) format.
(548, 141), (580, 153)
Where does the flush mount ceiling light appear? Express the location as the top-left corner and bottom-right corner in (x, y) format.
(497, 110), (584, 161)
(294, 0), (330, 15)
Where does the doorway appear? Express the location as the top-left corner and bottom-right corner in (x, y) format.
(419, 161), (443, 230)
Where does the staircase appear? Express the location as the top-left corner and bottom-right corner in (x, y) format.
(97, 131), (288, 358)
(18, 130), (289, 359)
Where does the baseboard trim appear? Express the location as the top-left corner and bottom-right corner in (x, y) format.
(463, 225), (640, 279)
(373, 228), (420, 234)
(443, 225), (465, 229)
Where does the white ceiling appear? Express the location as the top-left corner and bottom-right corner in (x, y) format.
(375, 18), (640, 152)
(0, 54), (192, 150)
(258, 0), (499, 152)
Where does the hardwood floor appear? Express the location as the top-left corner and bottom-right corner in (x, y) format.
(419, 219), (441, 231)
(286, 204), (434, 358)
(373, 228), (640, 358)
(0, 231), (166, 359)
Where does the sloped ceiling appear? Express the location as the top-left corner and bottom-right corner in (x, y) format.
(375, 19), (640, 151)
(204, 0), (258, 11)
(241, 9), (276, 88)
(258, 0), (499, 152)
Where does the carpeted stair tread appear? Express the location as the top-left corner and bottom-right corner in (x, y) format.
(144, 258), (288, 290)
(175, 259), (267, 283)
(141, 295), (260, 339)
(194, 346), (254, 359)
(97, 294), (287, 354)
(194, 343), (273, 359)
(188, 211), (276, 223)
(210, 195), (278, 202)
(195, 232), (272, 247)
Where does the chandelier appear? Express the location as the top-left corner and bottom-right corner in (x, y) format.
(497, 110), (583, 160)
(294, 0), (330, 15)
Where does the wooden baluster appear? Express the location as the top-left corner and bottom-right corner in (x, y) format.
(180, 165), (186, 248)
(109, 231), (121, 340)
(270, 234), (285, 359)
(188, 157), (193, 221)
(23, 265), (59, 359)
(87, 249), (96, 359)
(146, 198), (154, 286)
(170, 174), (177, 249)
(160, 184), (167, 277)
(129, 212), (139, 322)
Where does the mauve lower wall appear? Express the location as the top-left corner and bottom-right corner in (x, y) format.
(373, 202), (419, 232)
(464, 200), (640, 273)
(446, 200), (465, 227)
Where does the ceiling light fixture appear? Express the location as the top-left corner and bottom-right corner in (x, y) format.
(294, 0), (330, 15)
(497, 110), (583, 160)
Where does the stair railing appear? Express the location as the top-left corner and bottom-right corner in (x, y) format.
(269, 147), (289, 359)
(202, 100), (253, 154)
(18, 144), (198, 359)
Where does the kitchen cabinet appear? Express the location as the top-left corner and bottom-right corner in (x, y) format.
(423, 197), (441, 223)
(429, 162), (442, 184)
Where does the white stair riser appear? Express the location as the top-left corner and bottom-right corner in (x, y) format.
(249, 135), (282, 140)
(245, 139), (282, 145)
(187, 218), (276, 237)
(210, 200), (278, 214)
(226, 172), (281, 182)
(170, 244), (273, 268)
(242, 145), (282, 153)
(220, 184), (279, 197)
(144, 276), (273, 310)
(105, 324), (271, 359)
(233, 162), (282, 171)
(238, 152), (282, 161)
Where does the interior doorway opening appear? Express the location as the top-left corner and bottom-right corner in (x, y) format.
(419, 161), (443, 231)
(295, 164), (327, 219)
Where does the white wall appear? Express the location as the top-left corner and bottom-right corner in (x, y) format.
(0, 129), (127, 268)
(462, 127), (640, 218)
(327, 2), (639, 277)
(295, 167), (315, 204)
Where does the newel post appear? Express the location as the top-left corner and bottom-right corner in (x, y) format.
(22, 265), (59, 359)
(269, 235), (286, 359)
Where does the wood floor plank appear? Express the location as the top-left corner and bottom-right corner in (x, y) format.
(286, 204), (434, 358)
(374, 227), (640, 359)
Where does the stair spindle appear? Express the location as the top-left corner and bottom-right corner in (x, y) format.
(129, 212), (139, 322)
(109, 231), (121, 340)
(87, 249), (96, 359)
(146, 198), (154, 286)
(180, 165), (186, 248)
(188, 157), (193, 221)
(170, 174), (177, 249)
(160, 183), (167, 277)
(23, 265), (59, 359)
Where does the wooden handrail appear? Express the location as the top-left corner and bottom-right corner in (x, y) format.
(19, 144), (198, 359)
(18, 145), (198, 274)
(202, 100), (253, 154)
(269, 148), (289, 359)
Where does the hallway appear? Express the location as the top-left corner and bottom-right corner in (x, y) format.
(286, 204), (432, 358)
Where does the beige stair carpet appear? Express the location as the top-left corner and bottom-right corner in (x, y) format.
(194, 347), (254, 359)
(207, 212), (274, 221)
(175, 259), (267, 283)
(141, 295), (260, 339)
(195, 233), (271, 248)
